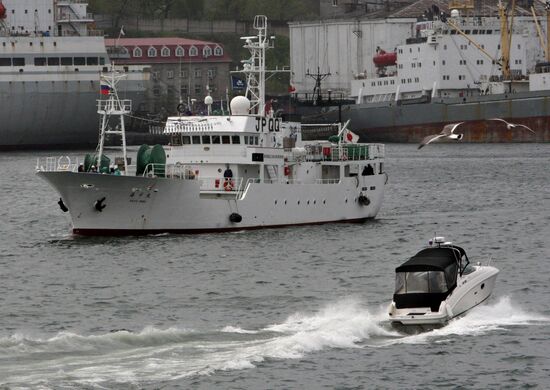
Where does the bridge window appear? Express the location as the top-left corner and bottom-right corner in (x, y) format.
(202, 135), (211, 144)
(61, 57), (72, 65)
(34, 57), (46, 66)
(175, 46), (184, 57)
(212, 135), (221, 144)
(86, 57), (98, 65)
(0, 58), (10, 66)
(148, 47), (157, 57)
(222, 135), (230, 144)
(161, 46), (170, 57)
(133, 47), (142, 57)
(74, 57), (85, 65)
(48, 57), (60, 66)
(214, 46), (223, 56)
(231, 135), (240, 144)
(192, 135), (201, 144)
(182, 136), (191, 144)
(189, 46), (198, 56)
(12, 58), (25, 66)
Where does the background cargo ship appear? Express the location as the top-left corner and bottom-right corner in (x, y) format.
(291, 0), (550, 143)
(0, 0), (149, 150)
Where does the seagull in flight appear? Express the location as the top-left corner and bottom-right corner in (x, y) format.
(488, 118), (535, 134)
(418, 122), (465, 149)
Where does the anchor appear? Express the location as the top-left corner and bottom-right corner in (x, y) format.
(94, 197), (106, 212)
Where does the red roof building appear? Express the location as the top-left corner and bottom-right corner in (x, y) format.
(105, 37), (232, 114)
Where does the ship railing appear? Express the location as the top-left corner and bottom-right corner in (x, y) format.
(199, 177), (244, 195)
(97, 99), (132, 113)
(299, 144), (385, 162)
(36, 156), (82, 173)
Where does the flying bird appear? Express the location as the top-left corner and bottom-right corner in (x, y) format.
(418, 122), (465, 149)
(488, 118), (535, 134)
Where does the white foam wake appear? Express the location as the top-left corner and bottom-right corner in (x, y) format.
(389, 296), (549, 345)
(0, 296), (546, 387)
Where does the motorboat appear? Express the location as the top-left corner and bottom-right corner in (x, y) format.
(388, 237), (499, 326)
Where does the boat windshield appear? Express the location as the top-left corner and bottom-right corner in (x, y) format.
(395, 271), (448, 294)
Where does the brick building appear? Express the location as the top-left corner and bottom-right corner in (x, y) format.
(105, 37), (232, 114)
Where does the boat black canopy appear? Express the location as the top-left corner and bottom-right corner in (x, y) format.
(395, 246), (465, 273)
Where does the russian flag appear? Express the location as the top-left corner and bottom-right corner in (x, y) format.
(100, 82), (111, 95)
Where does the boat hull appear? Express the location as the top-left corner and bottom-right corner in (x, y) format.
(0, 79), (148, 150)
(300, 91), (550, 143)
(388, 266), (499, 326)
(37, 171), (386, 235)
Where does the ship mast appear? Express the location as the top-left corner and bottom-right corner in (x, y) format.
(498, 0), (513, 80)
(96, 66), (132, 174)
(240, 15), (270, 116)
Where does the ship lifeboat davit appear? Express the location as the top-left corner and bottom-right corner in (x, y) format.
(373, 51), (397, 67)
(0, 2), (7, 20)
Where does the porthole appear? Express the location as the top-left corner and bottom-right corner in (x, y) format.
(284, 200), (287, 205)
(481, 283), (485, 290)
(345, 199), (348, 203)
(323, 200), (326, 204)
(313, 200), (316, 204)
(297, 200), (300, 205)
(307, 200), (310, 205)
(274, 200), (278, 205)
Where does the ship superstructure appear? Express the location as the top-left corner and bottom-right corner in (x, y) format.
(352, 12), (532, 104)
(0, 0), (148, 149)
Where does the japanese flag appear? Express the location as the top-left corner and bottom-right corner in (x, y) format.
(343, 128), (359, 143)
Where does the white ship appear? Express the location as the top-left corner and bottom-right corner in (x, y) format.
(0, 0), (148, 149)
(36, 16), (387, 235)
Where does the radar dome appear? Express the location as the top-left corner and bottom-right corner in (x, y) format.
(450, 9), (459, 18)
(204, 95), (213, 105)
(230, 96), (251, 115)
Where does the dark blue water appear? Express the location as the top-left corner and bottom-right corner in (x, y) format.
(0, 144), (549, 389)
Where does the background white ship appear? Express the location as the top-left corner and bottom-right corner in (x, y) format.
(0, 0), (149, 150)
(291, 0), (550, 142)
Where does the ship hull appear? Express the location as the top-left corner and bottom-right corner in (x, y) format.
(37, 171), (386, 235)
(300, 91), (550, 142)
(0, 80), (148, 150)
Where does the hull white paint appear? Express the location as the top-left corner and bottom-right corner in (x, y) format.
(38, 171), (386, 234)
(389, 266), (499, 326)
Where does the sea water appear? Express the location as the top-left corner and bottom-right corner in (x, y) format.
(0, 144), (548, 389)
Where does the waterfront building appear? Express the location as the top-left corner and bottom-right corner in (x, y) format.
(106, 37), (232, 114)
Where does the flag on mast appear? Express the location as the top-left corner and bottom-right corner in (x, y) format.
(100, 76), (111, 95)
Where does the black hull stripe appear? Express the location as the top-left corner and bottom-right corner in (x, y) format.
(73, 217), (372, 236)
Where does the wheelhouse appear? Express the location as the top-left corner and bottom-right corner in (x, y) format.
(393, 246), (470, 311)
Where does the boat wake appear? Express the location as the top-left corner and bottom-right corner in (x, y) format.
(0, 297), (546, 387)
(383, 296), (549, 346)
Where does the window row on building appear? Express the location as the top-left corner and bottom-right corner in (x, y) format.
(126, 45), (223, 59)
(151, 67), (218, 81)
